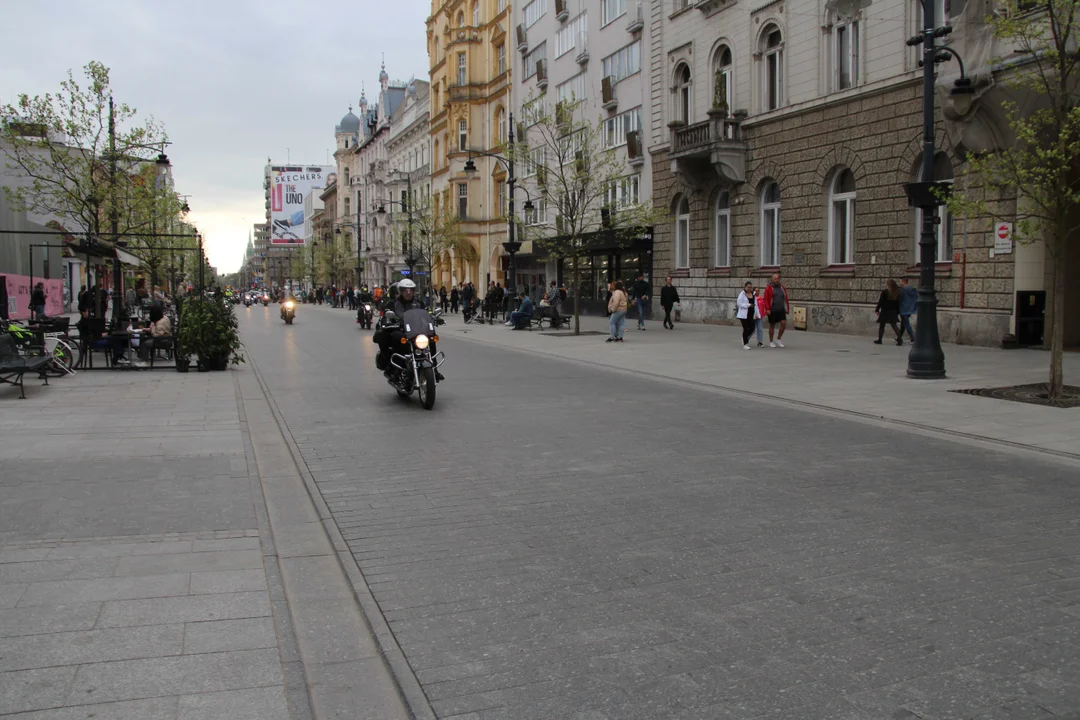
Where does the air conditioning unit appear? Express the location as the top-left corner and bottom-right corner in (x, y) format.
(601, 76), (617, 110)
(516, 24), (528, 52)
(575, 31), (589, 64)
(536, 59), (548, 89)
(626, 130), (644, 165)
(555, 0), (568, 21)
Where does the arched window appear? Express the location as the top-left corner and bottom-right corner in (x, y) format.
(458, 119), (468, 151)
(713, 45), (733, 116)
(761, 26), (784, 111)
(916, 153), (954, 262)
(714, 190), (731, 268)
(457, 10), (465, 26)
(760, 181), (781, 266)
(495, 107), (507, 144)
(434, 37), (439, 60)
(344, 167), (350, 185)
(829, 169), (856, 265)
(472, 1), (480, 25)
(832, 14), (860, 90)
(433, 139), (440, 169)
(675, 64), (692, 124)
(674, 196), (691, 269)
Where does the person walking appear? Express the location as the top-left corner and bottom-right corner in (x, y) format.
(736, 281), (761, 349)
(606, 281), (629, 343)
(898, 277), (917, 344)
(439, 286), (448, 312)
(754, 289), (767, 347)
(659, 276), (680, 330)
(762, 273), (790, 347)
(875, 279), (904, 345)
(631, 273), (650, 331)
(450, 285), (459, 313)
(30, 282), (47, 320)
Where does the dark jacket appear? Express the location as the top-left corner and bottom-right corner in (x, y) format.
(632, 279), (650, 300)
(660, 285), (680, 308)
(875, 290), (900, 324)
(517, 296), (534, 317)
(899, 285), (918, 316)
(31, 288), (46, 307)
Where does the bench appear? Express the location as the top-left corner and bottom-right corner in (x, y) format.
(529, 307), (572, 330)
(0, 334), (51, 399)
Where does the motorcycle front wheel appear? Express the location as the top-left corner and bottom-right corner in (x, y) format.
(418, 366), (436, 410)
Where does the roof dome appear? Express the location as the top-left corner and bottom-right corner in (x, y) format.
(338, 106), (360, 133)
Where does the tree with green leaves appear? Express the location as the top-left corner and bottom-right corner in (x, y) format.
(1, 61), (169, 239)
(390, 196), (467, 294)
(947, 0), (1080, 401)
(508, 98), (663, 335)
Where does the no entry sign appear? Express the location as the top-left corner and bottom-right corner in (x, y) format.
(994, 222), (1013, 254)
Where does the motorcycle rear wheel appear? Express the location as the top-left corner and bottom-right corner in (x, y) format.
(418, 367), (436, 410)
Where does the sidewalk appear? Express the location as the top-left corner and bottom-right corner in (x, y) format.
(0, 368), (409, 719)
(445, 311), (1080, 458)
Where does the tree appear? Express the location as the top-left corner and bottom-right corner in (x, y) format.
(316, 233), (351, 288)
(947, 0), (1080, 401)
(1, 61), (169, 239)
(390, 196), (468, 293)
(124, 163), (188, 291)
(508, 98), (662, 334)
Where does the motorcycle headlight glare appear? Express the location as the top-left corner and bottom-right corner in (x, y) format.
(415, 334), (430, 349)
(284, 301), (294, 309)
(364, 304), (371, 311)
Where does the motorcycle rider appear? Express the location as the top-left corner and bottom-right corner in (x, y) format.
(374, 279), (442, 380)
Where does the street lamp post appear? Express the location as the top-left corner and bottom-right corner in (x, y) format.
(377, 173), (416, 281)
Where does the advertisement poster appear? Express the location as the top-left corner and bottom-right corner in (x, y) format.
(270, 166), (333, 245)
(3, 275), (64, 320)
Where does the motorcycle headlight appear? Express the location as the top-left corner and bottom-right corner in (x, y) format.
(414, 334), (430, 350)
(284, 301), (294, 309)
(364, 304), (371, 311)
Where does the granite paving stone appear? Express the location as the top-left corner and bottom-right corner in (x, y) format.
(181, 617), (277, 654)
(176, 685), (290, 720)
(0, 696), (178, 719)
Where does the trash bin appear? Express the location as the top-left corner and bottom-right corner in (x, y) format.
(1016, 290), (1046, 347)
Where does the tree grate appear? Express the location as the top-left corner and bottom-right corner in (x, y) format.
(949, 383), (1080, 409)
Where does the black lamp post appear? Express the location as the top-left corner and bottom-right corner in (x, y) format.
(377, 173), (416, 280)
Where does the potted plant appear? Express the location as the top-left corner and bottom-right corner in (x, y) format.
(709, 72), (729, 118)
(177, 294), (244, 371)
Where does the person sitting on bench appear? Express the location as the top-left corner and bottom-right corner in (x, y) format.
(506, 291), (534, 329)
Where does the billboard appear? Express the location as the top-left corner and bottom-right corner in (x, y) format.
(269, 166), (333, 245)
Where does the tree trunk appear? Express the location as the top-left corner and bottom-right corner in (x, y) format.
(1049, 232), (1066, 400)
(572, 249), (580, 336)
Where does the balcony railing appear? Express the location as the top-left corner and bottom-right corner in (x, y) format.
(672, 116), (743, 153)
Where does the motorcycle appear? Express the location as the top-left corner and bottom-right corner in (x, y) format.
(243, 295), (252, 308)
(280, 299), (296, 325)
(381, 307), (445, 410)
(357, 302), (374, 329)
(261, 294), (269, 307)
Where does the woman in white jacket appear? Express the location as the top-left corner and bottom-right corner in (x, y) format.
(736, 281), (761, 349)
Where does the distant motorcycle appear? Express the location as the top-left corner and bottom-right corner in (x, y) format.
(280, 299), (296, 325)
(261, 294), (269, 307)
(380, 307), (445, 410)
(243, 295), (252, 308)
(358, 303), (374, 329)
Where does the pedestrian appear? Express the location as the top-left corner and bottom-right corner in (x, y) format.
(754, 289), (767, 347)
(631, 272), (650, 331)
(30, 282), (47, 320)
(736, 281), (761, 350)
(347, 287), (355, 310)
(762, 273), (790, 348)
(660, 276), (680, 330)
(898, 277), (917, 344)
(606, 281), (629, 343)
(450, 285), (459, 313)
(439, 285), (448, 312)
(875, 279), (904, 346)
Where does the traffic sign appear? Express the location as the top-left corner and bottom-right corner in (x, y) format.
(994, 221), (1013, 254)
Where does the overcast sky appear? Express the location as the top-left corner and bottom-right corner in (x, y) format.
(2, 0), (430, 273)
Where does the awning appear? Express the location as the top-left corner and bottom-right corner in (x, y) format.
(115, 248), (142, 267)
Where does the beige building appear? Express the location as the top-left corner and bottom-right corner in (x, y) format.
(428, 0), (513, 287)
(647, 0), (1074, 347)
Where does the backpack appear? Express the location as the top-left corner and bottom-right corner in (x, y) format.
(559, 288), (567, 301)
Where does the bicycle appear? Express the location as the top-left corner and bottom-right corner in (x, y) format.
(5, 321), (78, 377)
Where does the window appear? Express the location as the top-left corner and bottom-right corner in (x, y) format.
(606, 175), (640, 209)
(675, 64), (692, 124)
(459, 119), (468, 151)
(344, 167), (350, 185)
(525, 197), (546, 225)
(713, 45), (732, 113)
(602, 106), (641, 148)
(523, 146), (546, 177)
(556, 13), (587, 57)
(457, 52), (467, 85)
(674, 0), (690, 10)
(762, 26), (784, 111)
(715, 191), (730, 267)
(602, 0), (626, 25)
(674, 196), (690, 269)
(344, 197), (350, 217)
(472, 1), (480, 25)
(522, 0), (547, 27)
(457, 11), (465, 26)
(916, 153), (954, 263)
(522, 97), (547, 125)
(498, 0), (506, 12)
(916, 0), (950, 29)
(458, 183), (468, 219)
(557, 72), (588, 104)
(496, 108), (507, 143)
(497, 180), (507, 215)
(602, 42), (641, 83)
(434, 37), (440, 62)
(497, 43), (506, 75)
(829, 169), (856, 265)
(433, 139), (440, 169)
(833, 17), (859, 90)
(760, 181), (781, 266)
(524, 43), (547, 79)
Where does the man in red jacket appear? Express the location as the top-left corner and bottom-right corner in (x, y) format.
(762, 272), (790, 348)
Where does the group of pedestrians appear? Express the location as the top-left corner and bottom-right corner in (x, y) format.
(736, 273), (790, 349)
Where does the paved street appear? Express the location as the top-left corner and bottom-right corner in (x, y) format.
(236, 302), (1080, 719)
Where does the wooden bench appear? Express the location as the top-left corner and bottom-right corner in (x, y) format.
(0, 334), (52, 399)
(529, 307), (572, 330)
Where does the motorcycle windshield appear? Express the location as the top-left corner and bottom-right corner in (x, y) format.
(401, 308), (435, 340)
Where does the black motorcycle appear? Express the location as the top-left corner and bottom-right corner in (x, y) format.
(280, 299), (296, 325)
(357, 302), (374, 329)
(243, 295), (252, 308)
(261, 294), (269, 307)
(381, 308), (445, 410)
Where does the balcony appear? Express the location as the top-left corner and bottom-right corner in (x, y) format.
(449, 83), (484, 102)
(669, 112), (747, 186)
